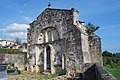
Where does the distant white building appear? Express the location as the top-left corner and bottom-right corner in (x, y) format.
(0, 40), (18, 49)
(20, 46), (27, 52)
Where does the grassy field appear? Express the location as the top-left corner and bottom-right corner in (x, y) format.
(8, 71), (57, 80)
(104, 66), (120, 80)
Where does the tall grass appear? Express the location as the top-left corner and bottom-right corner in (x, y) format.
(105, 66), (120, 80)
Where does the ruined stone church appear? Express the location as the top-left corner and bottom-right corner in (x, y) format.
(27, 6), (102, 76)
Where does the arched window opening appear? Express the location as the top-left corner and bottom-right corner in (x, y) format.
(39, 27), (60, 44)
(38, 33), (44, 44)
(46, 46), (51, 71)
(48, 30), (52, 42)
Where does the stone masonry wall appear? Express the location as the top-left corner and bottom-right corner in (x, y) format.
(65, 25), (83, 75)
(0, 53), (27, 70)
(83, 63), (116, 80)
(89, 34), (102, 65)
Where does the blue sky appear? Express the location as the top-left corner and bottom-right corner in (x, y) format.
(0, 0), (120, 52)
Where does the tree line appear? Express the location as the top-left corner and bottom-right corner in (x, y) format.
(102, 51), (120, 68)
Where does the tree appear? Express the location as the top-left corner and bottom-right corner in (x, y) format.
(15, 37), (21, 45)
(86, 22), (100, 34)
(102, 51), (120, 68)
(102, 51), (112, 57)
(21, 42), (27, 49)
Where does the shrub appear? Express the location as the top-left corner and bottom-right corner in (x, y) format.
(0, 48), (27, 54)
(6, 63), (21, 74)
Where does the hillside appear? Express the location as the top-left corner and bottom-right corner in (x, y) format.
(103, 51), (120, 80)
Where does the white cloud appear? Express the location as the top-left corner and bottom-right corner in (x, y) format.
(8, 32), (27, 38)
(1, 23), (30, 42)
(6, 23), (29, 32)
(23, 16), (32, 23)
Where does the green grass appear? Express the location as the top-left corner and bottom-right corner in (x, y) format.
(8, 70), (58, 80)
(104, 66), (120, 80)
(21, 71), (57, 80)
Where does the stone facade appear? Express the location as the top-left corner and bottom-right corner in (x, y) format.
(27, 7), (102, 76)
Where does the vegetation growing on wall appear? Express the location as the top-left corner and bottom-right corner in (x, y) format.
(0, 48), (27, 54)
(86, 22), (100, 34)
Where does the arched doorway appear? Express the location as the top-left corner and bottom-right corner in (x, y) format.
(46, 46), (51, 71)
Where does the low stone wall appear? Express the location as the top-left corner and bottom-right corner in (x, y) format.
(83, 63), (116, 80)
(51, 63), (116, 80)
(0, 53), (27, 70)
(95, 64), (116, 80)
